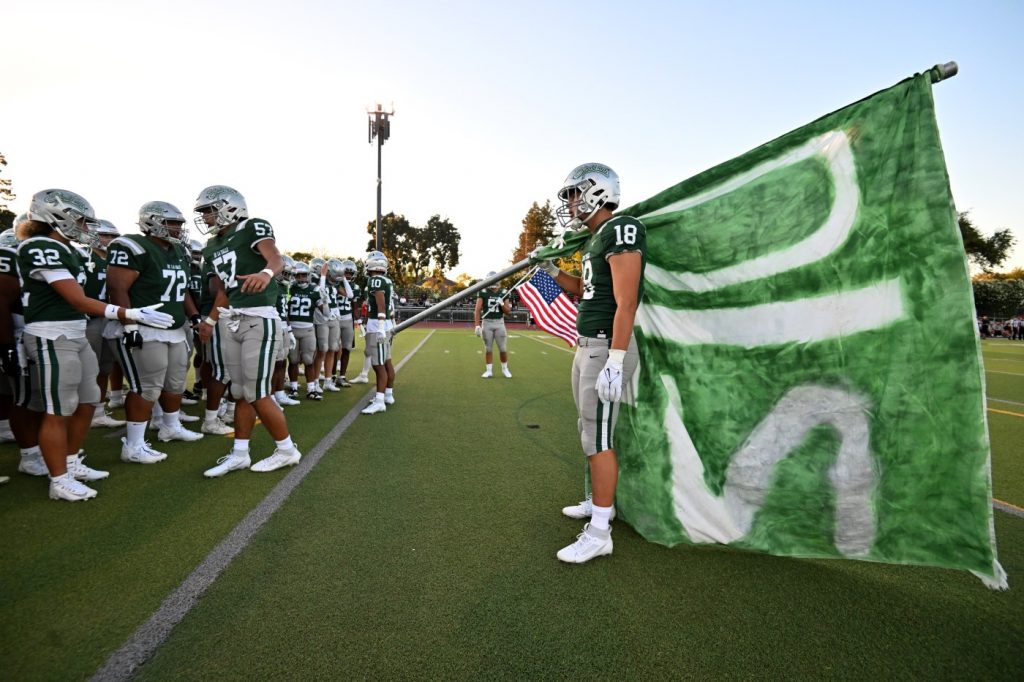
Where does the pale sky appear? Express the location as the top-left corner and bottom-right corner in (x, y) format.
(3, 0), (1021, 277)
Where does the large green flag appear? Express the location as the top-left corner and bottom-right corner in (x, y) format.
(536, 70), (1005, 587)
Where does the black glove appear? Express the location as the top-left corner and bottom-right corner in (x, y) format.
(122, 325), (143, 350)
(0, 342), (18, 377)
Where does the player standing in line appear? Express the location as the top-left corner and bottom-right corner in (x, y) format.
(106, 202), (204, 465)
(285, 262), (323, 400)
(360, 250), (396, 415)
(193, 185), (302, 477)
(18, 189), (175, 500)
(540, 164), (645, 563)
(333, 259), (359, 388)
(271, 255), (299, 406)
(320, 260), (344, 392)
(84, 220), (127, 429)
(474, 272), (512, 379)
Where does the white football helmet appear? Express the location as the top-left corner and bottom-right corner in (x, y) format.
(139, 201), (188, 244)
(279, 255), (296, 284)
(485, 270), (500, 290)
(0, 228), (18, 248)
(364, 250), (388, 274)
(556, 163), (620, 229)
(27, 189), (100, 246)
(93, 219), (120, 253)
(193, 185), (248, 234)
(292, 261), (311, 288)
(326, 258), (345, 284)
(188, 238), (204, 266)
(342, 259), (357, 279)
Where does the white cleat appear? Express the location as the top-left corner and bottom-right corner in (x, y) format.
(323, 381), (341, 392)
(384, 394), (395, 405)
(180, 396), (198, 406)
(204, 452), (251, 478)
(49, 473), (97, 501)
(91, 411), (126, 428)
(361, 400), (387, 415)
(121, 438), (168, 464)
(0, 423), (15, 442)
(556, 523), (613, 564)
(277, 394), (301, 406)
(349, 374), (369, 384)
(157, 423), (204, 442)
(67, 452), (109, 481)
(221, 407), (236, 425)
(179, 413), (200, 423)
(107, 395), (125, 409)
(561, 496), (616, 521)
(18, 454), (49, 477)
(148, 418), (161, 431)
(201, 418), (235, 435)
(502, 367), (512, 379)
(481, 369), (493, 378)
(250, 446), (302, 473)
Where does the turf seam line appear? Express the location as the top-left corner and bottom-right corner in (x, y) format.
(90, 330), (435, 682)
(993, 499), (1024, 519)
(520, 332), (575, 354)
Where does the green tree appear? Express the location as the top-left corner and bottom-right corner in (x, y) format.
(511, 200), (556, 263)
(0, 152), (16, 232)
(366, 212), (461, 288)
(959, 211), (1015, 272)
(422, 215), (461, 277)
(972, 279), (1024, 317)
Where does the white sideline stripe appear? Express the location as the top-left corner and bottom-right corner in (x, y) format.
(637, 279), (903, 348)
(994, 499), (1024, 519)
(986, 370), (1024, 377)
(520, 332), (574, 354)
(988, 397), (1024, 407)
(91, 330), (436, 682)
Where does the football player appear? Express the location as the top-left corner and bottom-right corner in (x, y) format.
(18, 189), (175, 500)
(360, 250), (396, 414)
(320, 259), (348, 391)
(541, 164), (645, 563)
(473, 271), (512, 378)
(333, 259), (359, 387)
(285, 261), (323, 399)
(84, 220), (127, 428)
(107, 201), (204, 465)
(271, 255), (299, 406)
(194, 185), (302, 476)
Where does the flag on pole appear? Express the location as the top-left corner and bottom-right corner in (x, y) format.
(518, 270), (579, 347)
(535, 69), (1005, 587)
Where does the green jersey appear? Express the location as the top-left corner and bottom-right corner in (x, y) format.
(576, 215), (647, 339)
(338, 282), (353, 316)
(107, 235), (191, 329)
(478, 288), (508, 320)
(17, 236), (88, 324)
(204, 218), (279, 309)
(187, 264), (202, 304)
(287, 285), (321, 325)
(83, 250), (108, 316)
(366, 274), (394, 318)
(0, 246), (24, 315)
(276, 287), (290, 322)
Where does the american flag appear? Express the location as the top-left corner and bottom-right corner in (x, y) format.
(518, 270), (578, 347)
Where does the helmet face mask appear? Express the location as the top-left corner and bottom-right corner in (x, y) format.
(279, 255), (296, 284)
(139, 201), (188, 244)
(326, 258), (345, 284)
(292, 262), (310, 288)
(556, 163), (620, 230)
(193, 185), (248, 235)
(28, 189), (100, 247)
(0, 228), (18, 249)
(486, 270), (499, 290)
(94, 219), (121, 253)
(342, 259), (357, 279)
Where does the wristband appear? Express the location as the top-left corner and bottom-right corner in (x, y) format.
(260, 268), (274, 278)
(203, 316), (217, 326)
(608, 349), (626, 364)
(104, 304), (121, 320)
(377, 314), (386, 320)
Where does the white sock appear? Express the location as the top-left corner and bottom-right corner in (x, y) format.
(126, 421), (147, 447)
(66, 453), (78, 466)
(162, 411), (180, 429)
(233, 438), (250, 454)
(0, 419), (10, 429)
(590, 504), (614, 531)
(275, 436), (294, 451)
(225, 402), (235, 413)
(375, 392), (385, 404)
(385, 388), (393, 397)
(205, 409), (219, 422)
(109, 389), (123, 401)
(275, 390), (288, 401)
(485, 363), (492, 372)
(501, 362), (508, 370)
(21, 446), (41, 460)
(362, 356), (371, 374)
(290, 381), (298, 391)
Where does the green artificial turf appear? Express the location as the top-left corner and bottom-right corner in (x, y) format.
(2, 330), (1022, 680)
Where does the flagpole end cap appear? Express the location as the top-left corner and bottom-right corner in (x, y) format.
(929, 61), (958, 83)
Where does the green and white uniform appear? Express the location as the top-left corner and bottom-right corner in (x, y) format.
(478, 288), (509, 353)
(315, 283), (340, 352)
(364, 273), (394, 366)
(83, 250), (115, 376)
(337, 279), (355, 350)
(0, 245), (29, 405)
(17, 236), (100, 415)
(205, 218), (280, 403)
(106, 235), (191, 402)
(275, 286), (289, 362)
(287, 283), (320, 366)
(197, 249), (228, 382)
(572, 216), (646, 455)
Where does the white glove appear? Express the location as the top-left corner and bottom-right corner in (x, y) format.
(357, 321), (366, 337)
(474, 325), (482, 337)
(596, 350), (625, 403)
(288, 332), (297, 351)
(124, 303), (175, 330)
(217, 307), (241, 332)
(539, 260), (560, 277)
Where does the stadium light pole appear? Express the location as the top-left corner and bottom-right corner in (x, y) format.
(367, 103), (395, 252)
